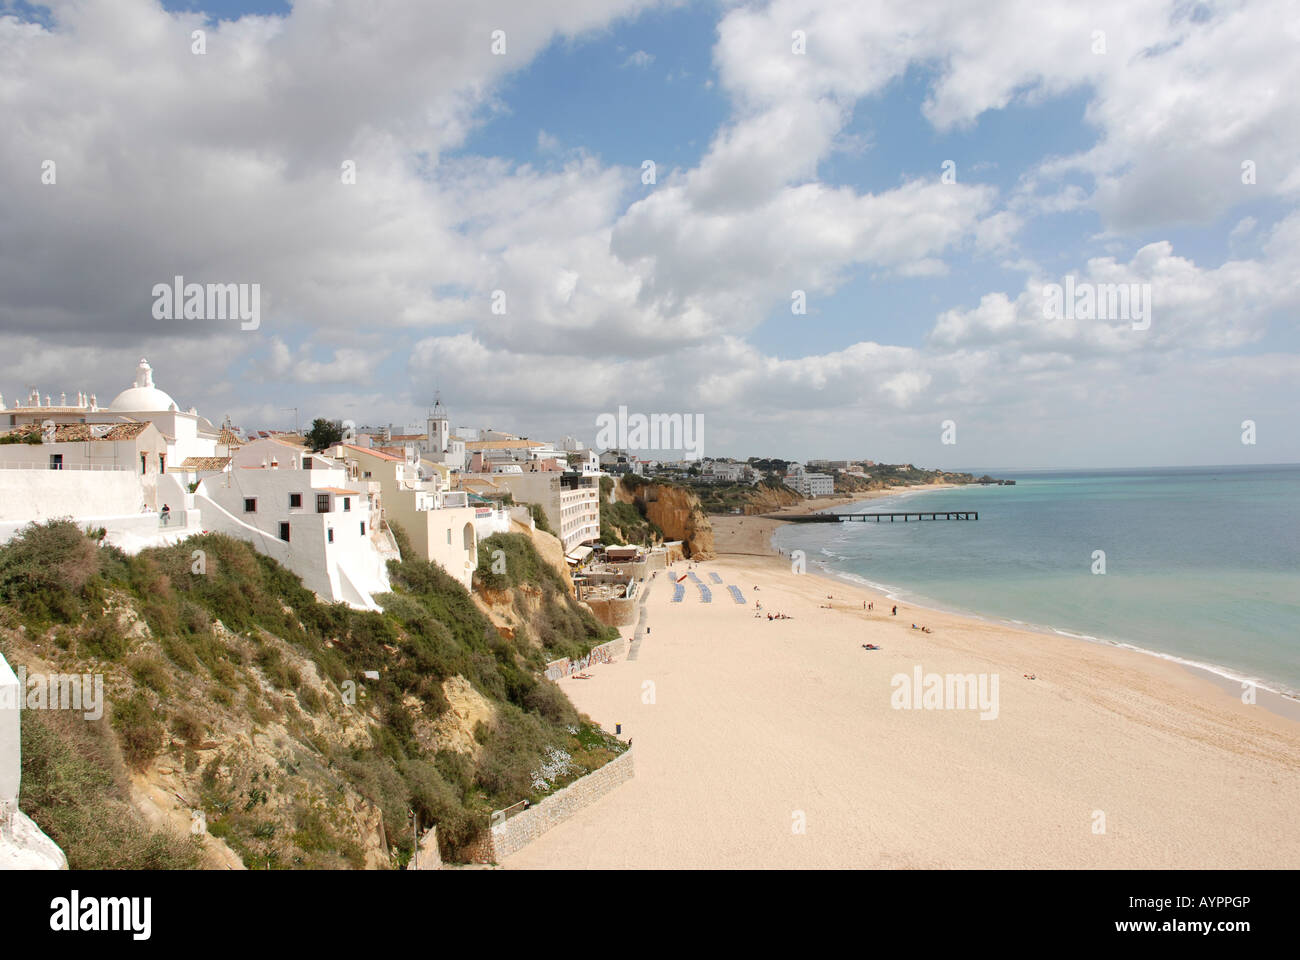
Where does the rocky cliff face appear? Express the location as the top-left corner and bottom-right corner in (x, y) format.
(617, 482), (715, 559)
(735, 484), (802, 514)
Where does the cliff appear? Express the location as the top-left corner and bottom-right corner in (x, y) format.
(1, 519), (624, 868)
(616, 480), (715, 560)
(470, 524), (613, 663)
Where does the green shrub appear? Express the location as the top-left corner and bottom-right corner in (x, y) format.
(0, 520), (101, 624)
(170, 708), (205, 746)
(526, 502), (554, 535)
(19, 707), (200, 869)
(112, 693), (164, 769)
(81, 613), (130, 661)
(127, 653), (171, 695)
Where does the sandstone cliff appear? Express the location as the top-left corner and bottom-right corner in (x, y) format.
(616, 481), (715, 560)
(734, 483), (802, 514)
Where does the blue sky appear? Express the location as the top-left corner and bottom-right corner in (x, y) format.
(2, 0), (1297, 468)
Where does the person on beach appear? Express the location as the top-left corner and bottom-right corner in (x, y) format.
(160, 503), (171, 525)
(891, 605), (897, 616)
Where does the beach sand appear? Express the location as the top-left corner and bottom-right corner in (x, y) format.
(504, 490), (1300, 869)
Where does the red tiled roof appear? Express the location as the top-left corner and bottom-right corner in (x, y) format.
(339, 443), (403, 462)
(180, 456), (232, 470)
(4, 422), (155, 443)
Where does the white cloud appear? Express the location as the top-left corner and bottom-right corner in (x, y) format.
(1, 0), (1297, 465)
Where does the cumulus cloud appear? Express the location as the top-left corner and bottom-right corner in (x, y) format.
(1, 0), (1296, 465)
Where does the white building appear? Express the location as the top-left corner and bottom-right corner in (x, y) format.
(2, 359), (224, 468)
(0, 360), (399, 608)
(419, 396), (467, 471)
(467, 470), (601, 554)
(196, 460), (397, 610)
(703, 460), (756, 483)
(0, 422), (188, 548)
(783, 472), (834, 497)
(329, 443), (479, 589)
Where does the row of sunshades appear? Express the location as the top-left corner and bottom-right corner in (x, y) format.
(669, 579), (747, 605)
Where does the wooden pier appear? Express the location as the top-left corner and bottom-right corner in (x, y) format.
(767, 511), (978, 523)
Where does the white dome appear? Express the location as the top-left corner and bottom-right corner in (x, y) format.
(110, 386), (178, 412)
(109, 358), (178, 412)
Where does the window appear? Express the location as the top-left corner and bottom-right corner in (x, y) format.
(289, 493), (302, 509)
(140, 453), (147, 474)
(343, 497), (351, 512)
(244, 498), (257, 513)
(158, 453), (165, 474)
(302, 457), (312, 470)
(316, 493), (330, 513)
(360, 521), (366, 536)
(327, 528), (334, 543)
(278, 522), (290, 542)
(446, 529), (451, 545)
(363, 470), (372, 479)
(49, 454), (63, 470)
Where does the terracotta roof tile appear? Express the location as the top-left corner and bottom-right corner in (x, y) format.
(180, 456), (232, 470)
(339, 443), (403, 462)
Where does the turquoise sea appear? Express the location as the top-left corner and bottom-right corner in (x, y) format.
(772, 464), (1300, 696)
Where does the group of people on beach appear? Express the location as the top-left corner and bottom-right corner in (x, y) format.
(911, 623), (934, 634)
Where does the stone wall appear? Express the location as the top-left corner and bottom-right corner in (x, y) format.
(582, 593), (638, 627)
(543, 636), (625, 681)
(488, 747), (635, 862)
(0, 469), (148, 525)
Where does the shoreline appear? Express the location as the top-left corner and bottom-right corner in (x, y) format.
(709, 485), (1300, 723)
(506, 514), (1300, 868)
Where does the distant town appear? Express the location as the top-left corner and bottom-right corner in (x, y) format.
(0, 357), (994, 613)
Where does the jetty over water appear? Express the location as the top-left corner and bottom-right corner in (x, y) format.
(768, 510), (978, 523)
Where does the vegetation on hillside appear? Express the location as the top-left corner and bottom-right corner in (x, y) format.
(598, 476), (663, 546)
(473, 532), (617, 662)
(1, 519), (625, 868)
(525, 502), (554, 536)
(690, 478), (795, 514)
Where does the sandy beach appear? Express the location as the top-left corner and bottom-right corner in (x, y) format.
(505, 489), (1300, 869)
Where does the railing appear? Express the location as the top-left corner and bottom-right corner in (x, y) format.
(0, 461), (131, 471)
(490, 799), (529, 826)
(156, 510), (189, 529)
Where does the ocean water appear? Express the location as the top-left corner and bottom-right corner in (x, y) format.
(772, 465), (1300, 696)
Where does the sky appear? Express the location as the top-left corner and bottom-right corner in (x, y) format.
(1, 0), (1297, 470)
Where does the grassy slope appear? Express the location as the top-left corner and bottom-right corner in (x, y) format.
(0, 519), (624, 867)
